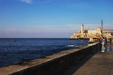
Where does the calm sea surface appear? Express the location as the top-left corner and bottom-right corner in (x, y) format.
(0, 38), (88, 67)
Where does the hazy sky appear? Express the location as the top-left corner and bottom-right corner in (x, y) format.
(0, 0), (113, 38)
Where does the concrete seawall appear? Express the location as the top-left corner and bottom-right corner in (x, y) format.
(0, 43), (101, 75)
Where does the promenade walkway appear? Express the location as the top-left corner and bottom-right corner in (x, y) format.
(62, 44), (113, 75)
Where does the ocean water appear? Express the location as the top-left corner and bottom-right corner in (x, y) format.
(0, 38), (88, 67)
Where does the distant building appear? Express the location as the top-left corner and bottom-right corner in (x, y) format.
(70, 24), (113, 39)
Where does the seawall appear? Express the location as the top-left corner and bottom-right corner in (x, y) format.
(0, 43), (101, 75)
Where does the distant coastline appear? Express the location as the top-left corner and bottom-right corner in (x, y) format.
(70, 24), (113, 39)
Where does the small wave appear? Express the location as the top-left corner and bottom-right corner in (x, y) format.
(67, 45), (75, 47)
(75, 46), (80, 48)
(67, 45), (80, 48)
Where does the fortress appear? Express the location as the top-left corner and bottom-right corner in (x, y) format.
(70, 24), (113, 40)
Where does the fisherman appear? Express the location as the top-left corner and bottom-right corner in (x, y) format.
(104, 38), (107, 45)
(109, 38), (112, 45)
(97, 38), (101, 43)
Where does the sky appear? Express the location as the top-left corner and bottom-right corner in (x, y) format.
(0, 0), (113, 38)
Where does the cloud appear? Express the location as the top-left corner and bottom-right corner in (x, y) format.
(0, 25), (75, 38)
(20, 0), (32, 4)
(0, 24), (112, 38)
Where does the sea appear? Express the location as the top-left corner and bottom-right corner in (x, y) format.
(0, 38), (88, 67)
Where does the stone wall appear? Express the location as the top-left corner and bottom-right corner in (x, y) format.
(10, 43), (101, 75)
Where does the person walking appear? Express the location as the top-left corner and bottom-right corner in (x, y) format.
(101, 38), (105, 52)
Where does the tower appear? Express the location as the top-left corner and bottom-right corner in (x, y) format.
(81, 24), (84, 33)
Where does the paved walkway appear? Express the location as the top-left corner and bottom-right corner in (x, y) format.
(63, 44), (113, 75)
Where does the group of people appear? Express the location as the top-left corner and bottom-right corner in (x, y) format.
(97, 37), (107, 52)
(98, 37), (113, 52)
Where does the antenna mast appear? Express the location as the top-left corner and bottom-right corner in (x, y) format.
(101, 19), (103, 30)
(101, 19), (103, 37)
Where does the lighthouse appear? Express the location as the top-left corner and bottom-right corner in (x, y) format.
(81, 24), (84, 34)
